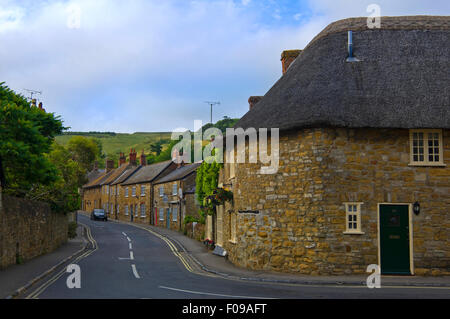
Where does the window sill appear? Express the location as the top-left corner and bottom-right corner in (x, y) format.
(408, 163), (446, 167)
(228, 240), (237, 244)
(343, 231), (365, 235)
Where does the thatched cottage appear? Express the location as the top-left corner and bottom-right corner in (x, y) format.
(212, 16), (449, 276)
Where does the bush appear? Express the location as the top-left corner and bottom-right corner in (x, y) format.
(68, 222), (78, 239)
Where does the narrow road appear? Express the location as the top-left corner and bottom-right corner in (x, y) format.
(23, 215), (450, 299)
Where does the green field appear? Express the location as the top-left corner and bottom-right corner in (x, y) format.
(55, 132), (173, 158)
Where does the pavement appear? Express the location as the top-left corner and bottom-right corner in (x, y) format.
(0, 223), (87, 299)
(103, 213), (450, 289)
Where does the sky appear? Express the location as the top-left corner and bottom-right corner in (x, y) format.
(1, 0), (449, 133)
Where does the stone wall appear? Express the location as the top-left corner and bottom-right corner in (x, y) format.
(82, 187), (102, 212)
(0, 194), (68, 269)
(224, 128), (450, 275)
(185, 222), (205, 241)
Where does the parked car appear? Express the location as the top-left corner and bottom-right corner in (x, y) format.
(91, 209), (107, 221)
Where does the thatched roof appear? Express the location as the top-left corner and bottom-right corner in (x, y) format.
(235, 16), (450, 131)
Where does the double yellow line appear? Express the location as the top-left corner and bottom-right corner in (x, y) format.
(25, 223), (98, 299)
(131, 224), (196, 274)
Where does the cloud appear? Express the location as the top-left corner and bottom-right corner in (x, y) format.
(0, 0), (448, 132)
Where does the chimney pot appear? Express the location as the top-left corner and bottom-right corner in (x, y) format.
(281, 49), (302, 74)
(119, 152), (126, 167)
(140, 150), (147, 166)
(106, 159), (115, 173)
(129, 149), (137, 166)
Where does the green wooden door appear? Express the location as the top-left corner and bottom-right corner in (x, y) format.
(379, 204), (411, 274)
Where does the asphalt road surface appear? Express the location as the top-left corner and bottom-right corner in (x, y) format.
(22, 214), (450, 299)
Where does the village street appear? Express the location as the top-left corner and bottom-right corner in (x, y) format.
(20, 214), (450, 299)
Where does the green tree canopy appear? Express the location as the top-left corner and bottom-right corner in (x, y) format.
(0, 83), (64, 194)
(67, 136), (101, 171)
(29, 143), (86, 213)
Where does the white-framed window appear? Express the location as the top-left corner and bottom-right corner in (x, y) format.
(134, 204), (138, 217)
(117, 187), (120, 196)
(343, 202), (364, 234)
(125, 205), (129, 216)
(172, 207), (178, 221)
(141, 185), (146, 196)
(106, 185), (109, 195)
(132, 186), (136, 197)
(159, 186), (164, 197)
(159, 208), (164, 220)
(125, 187), (129, 198)
(409, 129), (444, 166)
(172, 183), (177, 195)
(140, 204), (146, 217)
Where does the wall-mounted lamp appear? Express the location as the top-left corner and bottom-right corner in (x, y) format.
(413, 202), (420, 215)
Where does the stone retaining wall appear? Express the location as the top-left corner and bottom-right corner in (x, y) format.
(0, 194), (68, 269)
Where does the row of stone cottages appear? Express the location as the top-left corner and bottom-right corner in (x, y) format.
(82, 150), (201, 230)
(83, 16), (449, 277)
(206, 16), (449, 276)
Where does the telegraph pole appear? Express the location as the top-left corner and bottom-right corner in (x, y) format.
(204, 101), (220, 124)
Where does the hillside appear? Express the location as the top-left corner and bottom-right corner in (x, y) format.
(55, 132), (172, 162)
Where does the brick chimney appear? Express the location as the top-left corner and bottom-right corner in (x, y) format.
(118, 152), (126, 167)
(281, 50), (302, 74)
(106, 159), (114, 173)
(248, 96), (263, 111)
(140, 150), (147, 166)
(129, 149), (137, 166)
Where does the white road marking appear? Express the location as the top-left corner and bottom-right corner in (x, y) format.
(118, 257), (131, 260)
(122, 232), (127, 236)
(130, 251), (134, 260)
(129, 243), (133, 250)
(158, 285), (275, 299)
(127, 237), (131, 242)
(132, 264), (141, 279)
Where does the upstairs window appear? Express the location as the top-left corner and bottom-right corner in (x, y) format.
(125, 187), (129, 198)
(344, 203), (364, 234)
(172, 183), (177, 195)
(141, 185), (146, 196)
(159, 187), (164, 197)
(132, 186), (136, 197)
(410, 129), (444, 166)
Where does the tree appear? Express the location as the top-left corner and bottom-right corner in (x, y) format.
(28, 143), (86, 213)
(150, 141), (163, 156)
(0, 83), (64, 195)
(67, 136), (101, 171)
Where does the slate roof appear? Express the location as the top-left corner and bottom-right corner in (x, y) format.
(153, 163), (201, 185)
(121, 160), (173, 186)
(235, 16), (450, 131)
(86, 169), (105, 184)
